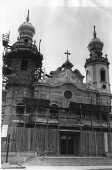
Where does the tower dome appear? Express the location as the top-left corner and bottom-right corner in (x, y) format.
(18, 10), (35, 40)
(88, 26), (104, 57)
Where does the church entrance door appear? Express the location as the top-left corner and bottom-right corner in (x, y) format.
(60, 131), (80, 155)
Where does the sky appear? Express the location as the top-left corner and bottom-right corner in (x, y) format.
(0, 0), (112, 91)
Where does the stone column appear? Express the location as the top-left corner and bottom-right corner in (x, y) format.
(56, 128), (60, 156)
(104, 132), (108, 155)
(28, 128), (31, 151)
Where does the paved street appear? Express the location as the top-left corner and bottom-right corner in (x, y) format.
(22, 165), (112, 170)
(22, 156), (112, 166)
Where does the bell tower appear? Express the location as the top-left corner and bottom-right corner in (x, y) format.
(85, 26), (110, 93)
(2, 11), (43, 124)
(4, 10), (43, 87)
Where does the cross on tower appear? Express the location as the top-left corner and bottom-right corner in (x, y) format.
(93, 25), (96, 39)
(64, 50), (71, 61)
(26, 9), (30, 22)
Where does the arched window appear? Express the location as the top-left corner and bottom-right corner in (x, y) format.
(100, 69), (106, 82)
(86, 70), (89, 76)
(86, 70), (91, 82)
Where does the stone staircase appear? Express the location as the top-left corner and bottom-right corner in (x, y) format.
(23, 156), (112, 166)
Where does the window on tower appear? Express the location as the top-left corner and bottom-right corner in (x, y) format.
(21, 60), (28, 71)
(86, 70), (91, 82)
(100, 69), (106, 82)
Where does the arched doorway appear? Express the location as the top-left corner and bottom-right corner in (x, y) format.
(60, 131), (80, 155)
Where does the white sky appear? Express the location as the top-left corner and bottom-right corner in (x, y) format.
(0, 0), (112, 92)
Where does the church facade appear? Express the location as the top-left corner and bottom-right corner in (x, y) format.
(2, 12), (112, 157)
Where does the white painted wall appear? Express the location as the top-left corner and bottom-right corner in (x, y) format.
(86, 63), (110, 93)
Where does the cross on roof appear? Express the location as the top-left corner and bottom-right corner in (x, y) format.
(64, 50), (71, 61)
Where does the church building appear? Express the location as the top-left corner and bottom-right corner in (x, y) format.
(2, 11), (112, 157)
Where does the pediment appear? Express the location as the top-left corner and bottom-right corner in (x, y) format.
(35, 76), (88, 107)
(40, 68), (84, 86)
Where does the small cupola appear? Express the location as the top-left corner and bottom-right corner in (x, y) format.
(88, 26), (104, 58)
(18, 10), (35, 40)
(61, 50), (73, 70)
(11, 10), (38, 53)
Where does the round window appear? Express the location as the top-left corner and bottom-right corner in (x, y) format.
(64, 90), (72, 99)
